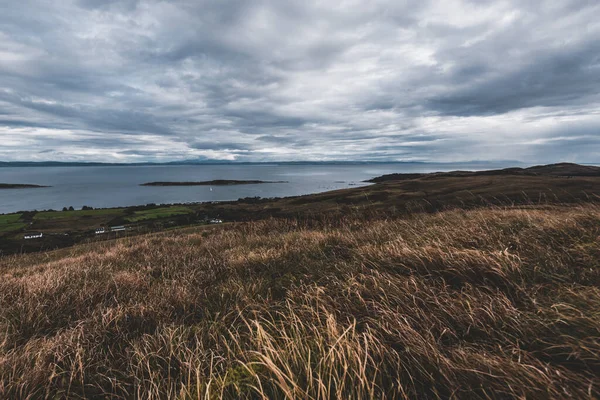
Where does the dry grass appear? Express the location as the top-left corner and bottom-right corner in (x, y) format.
(1, 204), (599, 399)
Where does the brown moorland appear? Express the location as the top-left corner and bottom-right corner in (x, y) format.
(1, 201), (599, 398)
(167, 162), (600, 220)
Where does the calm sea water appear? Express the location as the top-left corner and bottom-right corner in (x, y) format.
(0, 162), (513, 214)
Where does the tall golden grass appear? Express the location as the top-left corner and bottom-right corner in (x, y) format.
(1, 204), (599, 399)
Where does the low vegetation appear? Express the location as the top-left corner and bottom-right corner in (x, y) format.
(366, 162), (600, 182)
(0, 214), (26, 233)
(1, 203), (599, 398)
(125, 206), (194, 222)
(33, 208), (125, 220)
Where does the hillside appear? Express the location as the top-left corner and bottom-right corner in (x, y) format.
(1, 204), (599, 398)
(3, 163), (600, 256)
(366, 162), (600, 182)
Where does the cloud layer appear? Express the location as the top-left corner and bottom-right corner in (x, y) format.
(1, 0), (599, 162)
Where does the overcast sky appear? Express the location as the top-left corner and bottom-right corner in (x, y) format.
(0, 0), (599, 163)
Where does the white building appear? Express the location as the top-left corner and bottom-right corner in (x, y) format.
(24, 232), (43, 240)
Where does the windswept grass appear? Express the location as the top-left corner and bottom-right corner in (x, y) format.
(0, 204), (599, 398)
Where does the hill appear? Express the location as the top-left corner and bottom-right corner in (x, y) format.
(366, 162), (600, 182)
(0, 203), (599, 398)
(2, 163), (600, 256)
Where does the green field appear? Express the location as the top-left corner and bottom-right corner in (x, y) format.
(0, 222), (27, 233)
(34, 208), (125, 220)
(0, 214), (22, 224)
(0, 214), (27, 233)
(125, 206), (193, 222)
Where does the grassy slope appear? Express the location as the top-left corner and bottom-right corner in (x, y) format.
(34, 209), (126, 220)
(0, 222), (27, 233)
(125, 206), (194, 222)
(2, 165), (600, 255)
(187, 173), (600, 221)
(1, 204), (599, 398)
(0, 214), (27, 233)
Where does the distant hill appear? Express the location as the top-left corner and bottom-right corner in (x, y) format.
(366, 163), (600, 183)
(525, 162), (600, 176)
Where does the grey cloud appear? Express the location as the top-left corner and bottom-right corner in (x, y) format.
(190, 141), (252, 151)
(78, 0), (140, 11)
(0, 0), (599, 162)
(428, 39), (600, 116)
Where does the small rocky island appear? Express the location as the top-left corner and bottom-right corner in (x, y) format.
(141, 180), (287, 186)
(0, 183), (49, 189)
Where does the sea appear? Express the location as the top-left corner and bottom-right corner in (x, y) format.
(0, 162), (516, 214)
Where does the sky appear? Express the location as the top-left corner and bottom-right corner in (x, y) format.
(0, 0), (599, 163)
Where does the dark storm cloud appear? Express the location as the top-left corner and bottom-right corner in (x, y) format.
(0, 0), (599, 162)
(428, 38), (600, 116)
(1, 94), (172, 136)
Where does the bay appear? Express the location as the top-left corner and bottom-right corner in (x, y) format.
(0, 162), (513, 214)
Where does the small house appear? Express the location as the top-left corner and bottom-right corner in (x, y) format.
(209, 219), (223, 224)
(24, 232), (43, 240)
(110, 226), (126, 232)
(95, 228), (106, 235)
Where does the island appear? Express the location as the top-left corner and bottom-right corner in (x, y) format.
(0, 183), (49, 189)
(141, 179), (287, 186)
